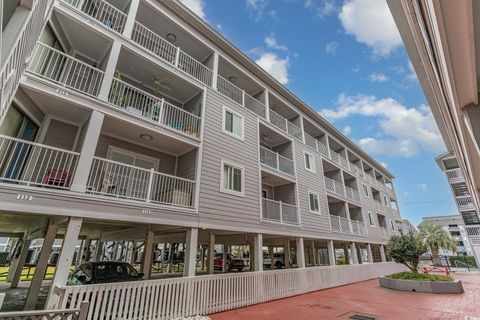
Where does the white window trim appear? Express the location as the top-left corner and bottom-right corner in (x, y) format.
(368, 211), (375, 226)
(220, 159), (245, 197)
(222, 106), (244, 141)
(362, 184), (369, 197)
(303, 151), (316, 173)
(308, 190), (321, 214)
(262, 189), (269, 199)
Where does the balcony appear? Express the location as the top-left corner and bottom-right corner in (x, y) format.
(259, 146), (295, 177)
(324, 176), (345, 198)
(446, 168), (464, 184)
(329, 215), (366, 236)
(456, 195), (475, 211)
(262, 198), (299, 225)
(374, 199), (384, 212)
(107, 78), (201, 137)
(87, 157), (195, 208)
(27, 43), (105, 97)
(345, 186), (361, 203)
(466, 225), (480, 238)
(380, 227), (391, 239)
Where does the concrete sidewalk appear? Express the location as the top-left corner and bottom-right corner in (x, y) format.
(210, 273), (480, 320)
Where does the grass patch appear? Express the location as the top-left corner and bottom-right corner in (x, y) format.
(385, 272), (453, 282)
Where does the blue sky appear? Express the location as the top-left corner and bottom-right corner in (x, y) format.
(180, 0), (459, 225)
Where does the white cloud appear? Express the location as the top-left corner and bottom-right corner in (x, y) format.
(305, 0), (337, 18)
(342, 125), (352, 136)
(368, 72), (388, 82)
(265, 35), (288, 51)
(380, 161), (388, 168)
(338, 0), (402, 56)
(320, 94), (445, 157)
(417, 183), (428, 191)
(325, 41), (339, 54)
(407, 60), (417, 81)
(179, 0), (206, 19)
(246, 0), (270, 21)
(255, 53), (290, 84)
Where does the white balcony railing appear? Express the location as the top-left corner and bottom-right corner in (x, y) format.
(62, 0), (127, 34)
(456, 195), (475, 210)
(330, 215), (366, 236)
(0, 0), (51, 124)
(329, 149), (341, 165)
(287, 121), (303, 141)
(345, 186), (361, 203)
(374, 200), (384, 212)
(262, 198), (299, 225)
(324, 176), (345, 198)
(304, 133), (318, 150)
(108, 78), (200, 137)
(381, 227), (390, 239)
(351, 220), (367, 236)
(259, 146), (295, 176)
(466, 225), (480, 237)
(0, 135), (79, 190)
(339, 154), (349, 169)
(244, 93), (266, 119)
(27, 43), (104, 97)
(446, 168), (464, 183)
(131, 22), (212, 86)
(269, 109), (287, 132)
(217, 75), (244, 105)
(317, 141), (329, 158)
(87, 157), (195, 208)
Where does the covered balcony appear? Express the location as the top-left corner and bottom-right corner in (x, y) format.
(348, 205), (367, 236)
(268, 93), (303, 140)
(302, 118), (329, 156)
(261, 177), (298, 225)
(376, 214), (390, 239)
(374, 171), (386, 191)
(452, 182), (475, 211)
(323, 161), (345, 199)
(344, 171), (361, 204)
(259, 124), (295, 178)
(327, 137), (349, 170)
(328, 197), (366, 236)
(347, 150), (363, 178)
(132, 1), (214, 86)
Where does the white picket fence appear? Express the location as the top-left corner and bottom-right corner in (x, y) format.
(54, 262), (405, 319)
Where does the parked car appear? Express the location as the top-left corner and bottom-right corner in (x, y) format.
(263, 253), (285, 269)
(68, 261), (144, 285)
(214, 253), (244, 272)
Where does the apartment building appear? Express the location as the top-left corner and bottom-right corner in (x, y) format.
(388, 0), (480, 266)
(0, 0), (407, 312)
(419, 214), (474, 256)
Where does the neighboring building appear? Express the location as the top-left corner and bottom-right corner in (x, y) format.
(401, 219), (417, 234)
(419, 215), (473, 256)
(0, 0), (409, 310)
(388, 0), (480, 265)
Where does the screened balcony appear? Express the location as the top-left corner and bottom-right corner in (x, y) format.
(261, 183), (298, 225)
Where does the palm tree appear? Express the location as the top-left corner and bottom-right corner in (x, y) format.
(418, 223), (457, 266)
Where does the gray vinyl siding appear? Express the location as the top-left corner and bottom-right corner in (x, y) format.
(95, 134), (176, 175)
(42, 119), (79, 150)
(197, 89), (261, 227)
(176, 149), (196, 180)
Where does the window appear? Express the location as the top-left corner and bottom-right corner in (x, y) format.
(308, 192), (320, 213)
(383, 196), (388, 206)
(262, 189), (268, 199)
(304, 152), (315, 172)
(368, 212), (375, 226)
(362, 184), (369, 197)
(221, 161), (244, 196)
(390, 220), (395, 230)
(223, 107), (243, 139)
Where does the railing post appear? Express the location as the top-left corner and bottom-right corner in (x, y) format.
(242, 90), (245, 107)
(146, 168), (154, 202)
(175, 47), (181, 68)
(276, 152), (280, 171)
(98, 41), (122, 101)
(158, 98), (165, 124)
(279, 201), (283, 223)
(211, 51), (219, 90)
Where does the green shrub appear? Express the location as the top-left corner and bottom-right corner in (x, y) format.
(385, 271), (453, 282)
(336, 257), (346, 265)
(387, 232), (428, 273)
(449, 256), (478, 268)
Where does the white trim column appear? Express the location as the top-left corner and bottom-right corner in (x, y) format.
(46, 217), (82, 309)
(327, 240), (336, 266)
(264, 89), (270, 122)
(380, 244), (386, 262)
(25, 221), (59, 310)
(253, 234), (263, 271)
(311, 241), (316, 266)
(367, 243), (374, 263)
(350, 242), (358, 264)
(8, 237), (32, 288)
(98, 41), (122, 101)
(183, 227), (198, 277)
(70, 110), (105, 192)
(211, 51), (219, 89)
(296, 237), (305, 268)
(122, 0), (140, 38)
(207, 231), (215, 274)
(142, 230), (154, 279)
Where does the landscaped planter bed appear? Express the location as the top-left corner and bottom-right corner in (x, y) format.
(379, 273), (464, 294)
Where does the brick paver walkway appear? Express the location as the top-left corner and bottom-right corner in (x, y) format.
(210, 273), (480, 320)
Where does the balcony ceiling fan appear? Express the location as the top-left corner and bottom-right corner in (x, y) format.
(144, 76), (173, 93)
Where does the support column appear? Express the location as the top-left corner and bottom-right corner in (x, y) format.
(46, 217), (82, 309)
(82, 239), (92, 262)
(344, 244), (351, 264)
(268, 246), (274, 270)
(311, 241), (316, 266)
(284, 239), (291, 269)
(70, 110), (105, 192)
(211, 51), (219, 89)
(222, 244), (227, 273)
(380, 244), (386, 262)
(9, 238), (32, 288)
(327, 240), (336, 266)
(296, 237), (305, 268)
(367, 244), (373, 263)
(95, 240), (104, 261)
(253, 234), (263, 271)
(350, 242), (358, 264)
(142, 230), (154, 279)
(25, 221), (59, 310)
(183, 227), (198, 277)
(207, 232), (215, 274)
(122, 0), (140, 38)
(98, 41), (122, 101)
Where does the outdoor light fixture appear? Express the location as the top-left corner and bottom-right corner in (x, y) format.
(166, 33), (177, 43)
(140, 134), (153, 141)
(228, 76), (237, 83)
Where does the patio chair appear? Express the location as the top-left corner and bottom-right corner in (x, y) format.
(42, 169), (71, 187)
